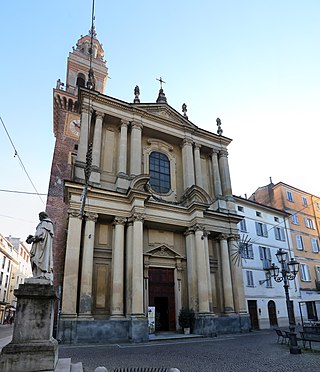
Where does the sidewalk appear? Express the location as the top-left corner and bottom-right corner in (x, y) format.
(0, 324), (13, 352)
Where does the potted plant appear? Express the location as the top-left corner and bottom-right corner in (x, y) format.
(178, 307), (195, 334)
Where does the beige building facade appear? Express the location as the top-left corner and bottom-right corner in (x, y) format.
(251, 182), (320, 308)
(47, 30), (249, 343)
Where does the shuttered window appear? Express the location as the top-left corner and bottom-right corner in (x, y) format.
(274, 227), (286, 241)
(255, 222), (268, 237)
(259, 246), (271, 269)
(246, 270), (254, 287)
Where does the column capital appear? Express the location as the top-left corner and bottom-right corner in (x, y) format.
(211, 148), (219, 156)
(184, 227), (195, 236)
(95, 111), (104, 120)
(202, 230), (210, 238)
(227, 234), (240, 242)
(131, 121), (143, 130)
(215, 233), (229, 241)
(82, 104), (93, 114)
(181, 138), (193, 148)
(113, 216), (127, 226)
(68, 208), (82, 219)
(219, 149), (229, 158)
(85, 212), (99, 222)
(120, 119), (129, 127)
(185, 224), (205, 235)
(132, 212), (145, 222)
(194, 143), (201, 150)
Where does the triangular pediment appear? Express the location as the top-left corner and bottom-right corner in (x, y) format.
(134, 103), (197, 130)
(145, 244), (183, 258)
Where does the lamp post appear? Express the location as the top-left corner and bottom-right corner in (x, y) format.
(265, 248), (301, 354)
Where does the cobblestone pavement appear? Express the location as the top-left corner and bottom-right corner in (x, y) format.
(58, 330), (320, 372)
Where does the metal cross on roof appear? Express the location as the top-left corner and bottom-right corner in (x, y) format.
(156, 77), (166, 89)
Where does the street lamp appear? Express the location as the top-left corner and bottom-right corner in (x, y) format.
(265, 248), (301, 354)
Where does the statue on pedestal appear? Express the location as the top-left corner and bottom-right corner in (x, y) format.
(26, 212), (54, 282)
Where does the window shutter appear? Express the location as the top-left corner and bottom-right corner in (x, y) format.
(259, 246), (263, 260)
(266, 247), (271, 260)
(248, 244), (254, 259)
(262, 224), (268, 237)
(255, 222), (261, 236)
(304, 217), (308, 228)
(280, 227), (285, 241)
(306, 265), (311, 281)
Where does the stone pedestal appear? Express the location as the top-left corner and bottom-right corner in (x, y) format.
(0, 279), (58, 372)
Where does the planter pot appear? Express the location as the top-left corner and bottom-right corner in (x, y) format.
(183, 327), (190, 335)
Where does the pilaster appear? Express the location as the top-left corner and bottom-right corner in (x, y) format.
(194, 143), (203, 188)
(211, 149), (222, 198)
(181, 138), (195, 190)
(228, 235), (247, 314)
(79, 212), (98, 318)
(185, 227), (197, 311)
(131, 213), (145, 316)
(194, 225), (210, 314)
(217, 234), (235, 314)
(111, 216), (126, 318)
(130, 121), (143, 176)
(91, 112), (104, 184)
(61, 209), (83, 318)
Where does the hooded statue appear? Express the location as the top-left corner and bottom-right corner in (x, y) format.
(26, 212), (54, 282)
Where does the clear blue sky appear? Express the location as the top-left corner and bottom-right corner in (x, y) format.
(1, 0), (319, 239)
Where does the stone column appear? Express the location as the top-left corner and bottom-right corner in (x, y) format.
(125, 220), (133, 316)
(194, 225), (210, 314)
(118, 120), (128, 175)
(61, 210), (83, 318)
(79, 212), (98, 317)
(77, 106), (91, 164)
(218, 149), (232, 197)
(111, 216), (126, 317)
(218, 235), (235, 314)
(228, 235), (247, 314)
(91, 112), (103, 183)
(185, 228), (198, 311)
(130, 121), (143, 176)
(131, 213), (144, 316)
(194, 143), (203, 188)
(211, 149), (222, 198)
(203, 231), (213, 312)
(181, 138), (195, 190)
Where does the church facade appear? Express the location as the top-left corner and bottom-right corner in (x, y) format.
(47, 29), (249, 343)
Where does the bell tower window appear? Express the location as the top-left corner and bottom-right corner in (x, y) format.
(76, 73), (86, 88)
(149, 152), (171, 193)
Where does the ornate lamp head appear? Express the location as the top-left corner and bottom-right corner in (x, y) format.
(275, 248), (287, 264)
(287, 258), (300, 277)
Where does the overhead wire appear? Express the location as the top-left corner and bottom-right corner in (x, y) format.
(0, 116), (45, 204)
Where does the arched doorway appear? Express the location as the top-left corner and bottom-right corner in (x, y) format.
(268, 300), (278, 327)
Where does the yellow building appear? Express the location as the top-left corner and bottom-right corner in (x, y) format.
(251, 181), (320, 308)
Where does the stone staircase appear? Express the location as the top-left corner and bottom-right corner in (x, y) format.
(54, 358), (83, 372)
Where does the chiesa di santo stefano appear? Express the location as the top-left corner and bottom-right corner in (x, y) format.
(47, 26), (250, 344)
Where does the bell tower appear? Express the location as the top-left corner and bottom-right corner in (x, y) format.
(47, 27), (108, 291)
(66, 27), (108, 95)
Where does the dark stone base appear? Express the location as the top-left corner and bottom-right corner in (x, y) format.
(194, 314), (250, 336)
(59, 317), (148, 344)
(0, 339), (58, 372)
(58, 314), (249, 344)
